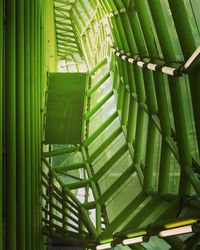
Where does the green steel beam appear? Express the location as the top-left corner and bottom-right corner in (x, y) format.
(143, 122), (159, 193)
(148, 0), (199, 195)
(35, 0), (41, 246)
(81, 201), (96, 210)
(16, 0), (25, 248)
(54, 162), (85, 171)
(121, 88), (129, 126)
(30, 0), (36, 247)
(56, 36), (76, 43)
(42, 207), (80, 231)
(63, 180), (90, 190)
(54, 6), (72, 12)
(168, 1), (200, 153)
(42, 1), (200, 249)
(42, 189), (79, 217)
(5, 0), (17, 248)
(81, 147), (103, 234)
(42, 157), (97, 238)
(90, 57), (108, 75)
(127, 97), (137, 143)
(24, 0), (32, 248)
(154, 73), (172, 195)
(43, 145), (80, 157)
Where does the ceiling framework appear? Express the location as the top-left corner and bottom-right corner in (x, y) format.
(54, 0), (83, 62)
(42, 0), (200, 249)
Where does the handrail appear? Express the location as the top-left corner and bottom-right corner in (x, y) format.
(112, 46), (200, 77)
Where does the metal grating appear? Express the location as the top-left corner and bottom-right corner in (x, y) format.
(45, 72), (87, 144)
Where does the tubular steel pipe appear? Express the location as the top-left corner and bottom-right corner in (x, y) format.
(16, 0), (25, 248)
(168, 1), (200, 154)
(35, 0), (41, 247)
(147, 0), (193, 195)
(24, 0), (32, 248)
(143, 122), (159, 192)
(127, 97), (138, 143)
(43, 145), (80, 157)
(124, 3), (173, 195)
(154, 74), (172, 195)
(30, 0), (36, 248)
(42, 157), (97, 238)
(143, 69), (158, 192)
(5, 0), (17, 248)
(90, 57), (108, 75)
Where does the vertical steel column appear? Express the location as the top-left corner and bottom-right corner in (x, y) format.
(34, 0), (40, 248)
(0, 0), (3, 248)
(168, 1), (200, 153)
(147, 0), (193, 195)
(30, 0), (36, 247)
(154, 74), (171, 195)
(40, 3), (48, 248)
(5, 0), (17, 248)
(131, 1), (171, 195)
(40, 2), (45, 246)
(36, 0), (43, 248)
(24, 0), (32, 248)
(127, 97), (138, 143)
(16, 0), (26, 248)
(143, 71), (158, 192)
(131, 68), (147, 185)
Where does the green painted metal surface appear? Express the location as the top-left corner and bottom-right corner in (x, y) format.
(1, 0), (200, 249)
(2, 0), (57, 249)
(41, 0), (200, 249)
(45, 73), (87, 144)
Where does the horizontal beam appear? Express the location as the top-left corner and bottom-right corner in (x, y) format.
(54, 162), (85, 171)
(64, 180), (90, 190)
(89, 57), (108, 75)
(43, 145), (80, 157)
